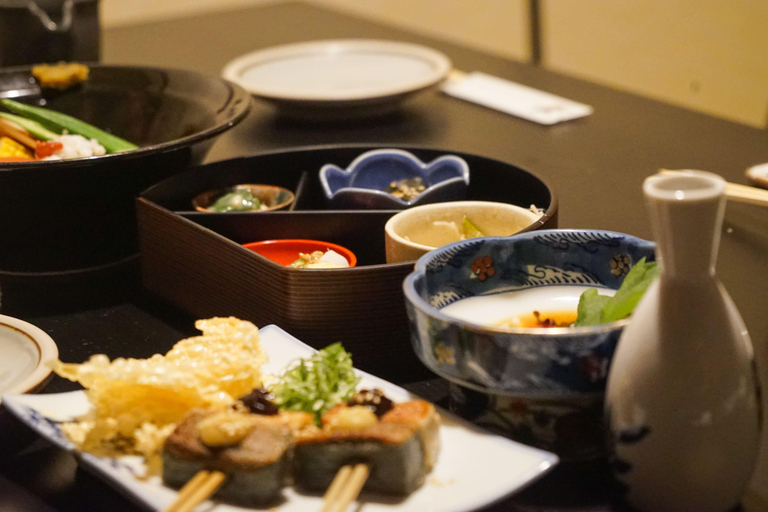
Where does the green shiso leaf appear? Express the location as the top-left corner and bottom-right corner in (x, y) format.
(574, 257), (659, 326)
(271, 342), (360, 425)
(575, 288), (611, 326)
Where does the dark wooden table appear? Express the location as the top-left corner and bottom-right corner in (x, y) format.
(2, 2), (768, 511)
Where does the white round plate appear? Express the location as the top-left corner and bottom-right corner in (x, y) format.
(0, 314), (58, 399)
(746, 163), (768, 190)
(222, 39), (452, 117)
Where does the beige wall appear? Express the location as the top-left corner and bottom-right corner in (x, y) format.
(101, 0), (768, 128)
(307, 0), (531, 63)
(541, 0), (768, 128)
(101, 0), (277, 27)
(101, 0), (531, 63)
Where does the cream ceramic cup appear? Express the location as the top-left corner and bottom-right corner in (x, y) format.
(384, 200), (541, 263)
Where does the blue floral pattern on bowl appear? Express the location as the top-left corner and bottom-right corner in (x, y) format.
(404, 229), (655, 395)
(403, 229), (655, 459)
(319, 148), (470, 209)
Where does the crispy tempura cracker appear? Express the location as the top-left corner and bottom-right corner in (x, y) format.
(52, 317), (266, 469)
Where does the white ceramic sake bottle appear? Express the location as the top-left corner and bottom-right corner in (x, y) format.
(605, 170), (761, 512)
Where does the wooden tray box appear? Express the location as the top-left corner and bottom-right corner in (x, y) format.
(137, 146), (557, 382)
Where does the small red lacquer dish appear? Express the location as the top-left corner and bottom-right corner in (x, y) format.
(243, 239), (357, 267)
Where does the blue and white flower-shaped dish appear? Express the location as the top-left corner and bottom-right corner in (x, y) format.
(319, 148), (470, 209)
(403, 229), (655, 459)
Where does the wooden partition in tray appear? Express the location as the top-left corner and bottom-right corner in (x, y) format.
(137, 145), (558, 382)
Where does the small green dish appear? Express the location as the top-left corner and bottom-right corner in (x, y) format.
(192, 184), (295, 213)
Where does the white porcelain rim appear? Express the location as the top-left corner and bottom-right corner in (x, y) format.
(221, 39), (453, 102)
(0, 314), (58, 399)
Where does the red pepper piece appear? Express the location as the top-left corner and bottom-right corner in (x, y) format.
(35, 141), (63, 159)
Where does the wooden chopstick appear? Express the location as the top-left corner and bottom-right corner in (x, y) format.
(447, 69), (468, 82)
(162, 469), (226, 512)
(290, 171), (309, 212)
(319, 463), (370, 512)
(724, 181), (768, 208)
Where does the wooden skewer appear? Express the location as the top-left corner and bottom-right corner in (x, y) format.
(319, 464), (354, 512)
(164, 470), (212, 512)
(161, 469), (226, 512)
(162, 463), (369, 512)
(447, 68), (468, 82)
(319, 463), (370, 512)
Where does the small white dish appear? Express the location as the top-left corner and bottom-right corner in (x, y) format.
(746, 163), (768, 190)
(2, 324), (557, 512)
(440, 285), (615, 328)
(222, 39), (452, 118)
(0, 314), (58, 400)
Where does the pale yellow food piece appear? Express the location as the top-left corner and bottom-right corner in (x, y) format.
(197, 409), (260, 447)
(325, 405), (378, 431)
(32, 62), (89, 89)
(51, 317), (266, 465)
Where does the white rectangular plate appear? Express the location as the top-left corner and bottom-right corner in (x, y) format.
(2, 324), (558, 512)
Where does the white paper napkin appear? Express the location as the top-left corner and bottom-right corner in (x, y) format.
(441, 71), (593, 125)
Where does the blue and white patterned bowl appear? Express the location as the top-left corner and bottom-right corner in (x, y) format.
(319, 148), (470, 209)
(403, 229), (655, 458)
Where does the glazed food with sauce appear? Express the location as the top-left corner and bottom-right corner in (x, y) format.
(52, 319), (442, 505)
(294, 399), (440, 495)
(347, 388), (394, 417)
(271, 343), (440, 495)
(239, 387), (279, 415)
(162, 388), (439, 502)
(441, 258), (658, 329)
(162, 407), (294, 504)
(520, 310), (578, 328)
